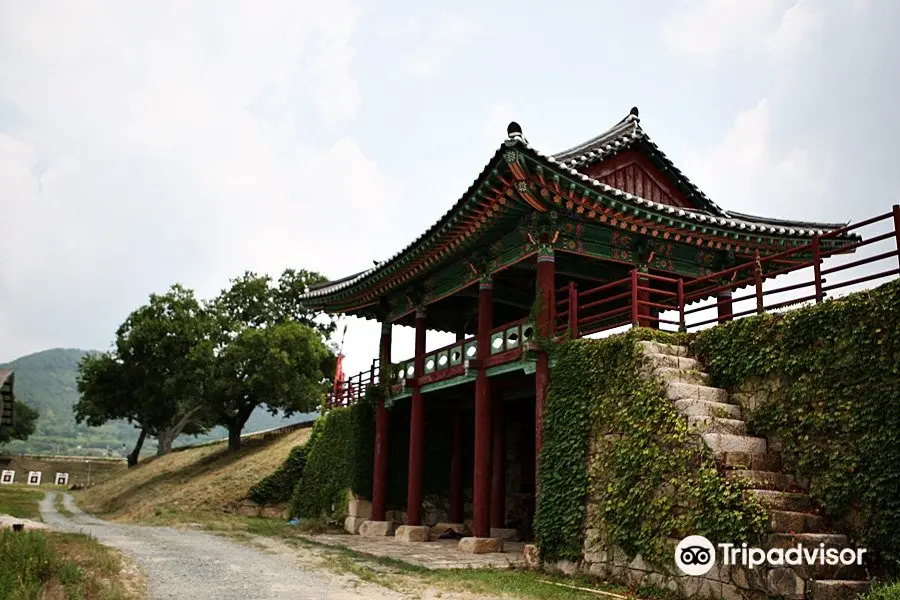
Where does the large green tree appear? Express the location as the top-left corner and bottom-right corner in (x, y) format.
(0, 399), (39, 445)
(206, 270), (336, 452)
(74, 284), (216, 465)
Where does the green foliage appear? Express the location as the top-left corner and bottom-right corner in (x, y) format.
(248, 444), (310, 505)
(0, 530), (61, 599)
(535, 330), (765, 565)
(861, 581), (900, 600)
(691, 278), (900, 571)
(0, 400), (39, 445)
(290, 403), (374, 519)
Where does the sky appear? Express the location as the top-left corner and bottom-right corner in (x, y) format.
(1, 0), (898, 376)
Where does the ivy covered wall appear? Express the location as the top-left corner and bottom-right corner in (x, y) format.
(690, 278), (900, 573)
(534, 330), (765, 566)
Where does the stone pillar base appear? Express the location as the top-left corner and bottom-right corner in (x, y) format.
(458, 537), (504, 554)
(490, 527), (518, 541)
(359, 520), (394, 537)
(523, 544), (540, 569)
(394, 525), (429, 543)
(344, 516), (367, 534)
(429, 522), (466, 541)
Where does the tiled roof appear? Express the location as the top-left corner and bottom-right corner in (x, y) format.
(301, 112), (854, 300)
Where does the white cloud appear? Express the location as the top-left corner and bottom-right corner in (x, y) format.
(400, 12), (481, 77)
(0, 1), (402, 359)
(661, 0), (823, 66)
(679, 98), (833, 219)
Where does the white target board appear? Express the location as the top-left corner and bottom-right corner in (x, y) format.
(0, 470), (14, 484)
(55, 472), (69, 486)
(27, 471), (42, 485)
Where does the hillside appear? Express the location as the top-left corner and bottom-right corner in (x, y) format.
(76, 425), (312, 521)
(0, 348), (318, 456)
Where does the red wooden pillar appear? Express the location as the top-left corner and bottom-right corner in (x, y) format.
(490, 395), (506, 528)
(372, 322), (392, 522)
(717, 291), (734, 323)
(406, 309), (427, 526)
(449, 330), (465, 524)
(473, 277), (493, 538)
(637, 274), (657, 329)
(534, 245), (555, 476)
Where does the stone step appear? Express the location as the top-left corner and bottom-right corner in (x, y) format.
(769, 510), (823, 533)
(745, 489), (812, 512)
(675, 399), (742, 420)
(637, 340), (688, 357)
(666, 381), (729, 403)
(687, 415), (747, 435)
(645, 352), (701, 371)
(654, 366), (709, 386)
(766, 532), (848, 548)
(702, 433), (767, 454)
(726, 470), (796, 491)
(808, 580), (870, 600)
(716, 451), (782, 472)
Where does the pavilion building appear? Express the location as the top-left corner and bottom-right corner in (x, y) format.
(299, 108), (854, 547)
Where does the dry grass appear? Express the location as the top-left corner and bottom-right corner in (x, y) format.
(0, 529), (147, 600)
(76, 427), (311, 521)
(0, 485), (45, 519)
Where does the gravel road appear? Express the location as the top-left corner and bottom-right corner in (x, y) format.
(39, 491), (407, 600)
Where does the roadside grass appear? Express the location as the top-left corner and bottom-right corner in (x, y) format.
(146, 510), (650, 600)
(0, 485), (45, 520)
(0, 529), (146, 600)
(54, 493), (76, 518)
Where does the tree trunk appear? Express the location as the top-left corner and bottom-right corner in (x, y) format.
(155, 406), (204, 457)
(128, 429), (148, 467)
(226, 404), (257, 453)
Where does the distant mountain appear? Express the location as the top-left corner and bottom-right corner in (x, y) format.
(0, 348), (317, 457)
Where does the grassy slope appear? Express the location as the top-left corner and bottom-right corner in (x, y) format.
(0, 485), (45, 519)
(77, 427), (311, 521)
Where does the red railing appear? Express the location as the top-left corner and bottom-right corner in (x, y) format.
(327, 358), (381, 409)
(327, 205), (900, 408)
(558, 205), (900, 335)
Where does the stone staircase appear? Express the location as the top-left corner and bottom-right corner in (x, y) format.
(638, 340), (870, 600)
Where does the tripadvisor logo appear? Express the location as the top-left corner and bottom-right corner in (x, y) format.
(675, 535), (867, 575)
(676, 536), (716, 575)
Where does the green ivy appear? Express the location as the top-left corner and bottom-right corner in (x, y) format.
(290, 402), (375, 520)
(691, 278), (900, 573)
(535, 330), (765, 566)
(248, 443), (310, 505)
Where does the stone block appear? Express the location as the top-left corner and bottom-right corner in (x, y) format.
(588, 562), (609, 578)
(523, 544), (540, 569)
(765, 567), (804, 600)
(344, 516), (367, 534)
(807, 580), (870, 600)
(348, 496), (372, 519)
(358, 520), (394, 537)
(458, 537), (503, 554)
(489, 527), (518, 541)
(720, 582), (745, 600)
(394, 524), (429, 543)
(552, 560), (578, 575)
(584, 550), (608, 564)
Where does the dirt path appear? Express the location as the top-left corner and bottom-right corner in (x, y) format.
(40, 491), (432, 600)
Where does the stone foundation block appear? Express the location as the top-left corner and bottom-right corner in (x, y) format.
(394, 525), (429, 543)
(523, 544), (540, 569)
(348, 496), (372, 519)
(458, 537), (503, 554)
(344, 516), (367, 534)
(358, 520), (393, 537)
(766, 567), (805, 600)
(489, 527), (519, 541)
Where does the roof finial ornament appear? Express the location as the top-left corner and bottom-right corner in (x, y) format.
(507, 121), (523, 139)
(629, 106), (640, 120)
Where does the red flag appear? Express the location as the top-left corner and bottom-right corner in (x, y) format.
(333, 353), (344, 393)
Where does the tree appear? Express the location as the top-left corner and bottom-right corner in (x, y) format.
(206, 270), (336, 452)
(0, 399), (38, 445)
(74, 284), (216, 465)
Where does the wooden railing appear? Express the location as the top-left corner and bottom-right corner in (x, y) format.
(557, 205), (900, 335)
(328, 205), (900, 408)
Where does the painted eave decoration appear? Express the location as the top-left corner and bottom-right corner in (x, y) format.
(301, 108), (859, 308)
